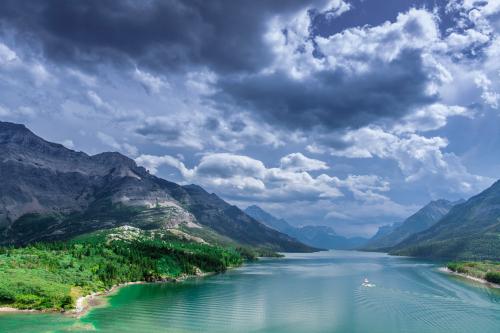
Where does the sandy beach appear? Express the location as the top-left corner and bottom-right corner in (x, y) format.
(439, 267), (500, 289)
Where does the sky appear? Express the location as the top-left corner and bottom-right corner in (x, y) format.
(1, 0), (500, 237)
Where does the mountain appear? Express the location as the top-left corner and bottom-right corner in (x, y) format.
(392, 181), (500, 260)
(244, 205), (367, 250)
(0, 121), (314, 252)
(244, 205), (297, 235)
(366, 222), (402, 245)
(363, 199), (455, 250)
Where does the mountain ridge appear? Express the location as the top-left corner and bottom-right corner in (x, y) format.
(363, 199), (455, 251)
(0, 121), (313, 252)
(391, 180), (500, 260)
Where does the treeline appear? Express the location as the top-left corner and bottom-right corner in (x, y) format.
(0, 236), (245, 311)
(447, 261), (500, 284)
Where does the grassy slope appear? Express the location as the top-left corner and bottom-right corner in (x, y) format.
(0, 227), (247, 311)
(447, 261), (500, 284)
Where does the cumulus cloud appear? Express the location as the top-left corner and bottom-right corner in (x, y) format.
(280, 153), (329, 172)
(326, 125), (492, 194)
(474, 72), (499, 109)
(393, 103), (473, 133)
(135, 152), (396, 205)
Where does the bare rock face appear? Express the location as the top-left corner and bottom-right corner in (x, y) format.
(0, 121), (314, 252)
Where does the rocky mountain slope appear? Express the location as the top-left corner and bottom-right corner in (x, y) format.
(391, 180), (500, 260)
(244, 205), (367, 250)
(363, 199), (455, 250)
(0, 121), (313, 252)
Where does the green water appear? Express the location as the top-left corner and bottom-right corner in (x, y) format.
(1, 251), (500, 332)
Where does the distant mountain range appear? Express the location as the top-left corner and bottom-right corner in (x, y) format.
(0, 121), (314, 252)
(244, 205), (367, 250)
(363, 199), (456, 251)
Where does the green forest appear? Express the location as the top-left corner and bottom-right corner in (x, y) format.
(0, 230), (248, 311)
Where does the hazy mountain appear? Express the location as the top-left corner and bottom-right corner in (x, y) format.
(392, 181), (500, 260)
(244, 205), (367, 250)
(363, 199), (455, 251)
(366, 222), (402, 245)
(0, 121), (314, 252)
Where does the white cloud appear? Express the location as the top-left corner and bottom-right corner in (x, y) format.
(474, 72), (499, 109)
(263, 1), (354, 79)
(0, 43), (18, 66)
(87, 90), (111, 110)
(135, 154), (194, 177)
(322, 0), (351, 19)
(279, 152), (328, 172)
(447, 0), (500, 18)
(394, 103), (473, 133)
(328, 125), (492, 194)
(133, 68), (167, 94)
(61, 139), (75, 149)
(315, 9), (441, 73)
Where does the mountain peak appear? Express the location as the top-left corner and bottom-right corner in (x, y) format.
(0, 120), (28, 131)
(90, 151), (138, 169)
(431, 199), (451, 205)
(245, 205), (268, 215)
(0, 120), (71, 156)
(0, 121), (37, 143)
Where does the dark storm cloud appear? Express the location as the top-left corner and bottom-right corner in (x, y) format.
(217, 50), (437, 131)
(0, 0), (327, 73)
(0, 0), (440, 133)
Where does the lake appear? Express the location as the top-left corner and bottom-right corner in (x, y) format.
(1, 251), (500, 332)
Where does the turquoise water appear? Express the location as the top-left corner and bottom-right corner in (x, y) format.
(1, 251), (500, 332)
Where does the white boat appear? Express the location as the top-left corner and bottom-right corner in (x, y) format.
(362, 278), (375, 287)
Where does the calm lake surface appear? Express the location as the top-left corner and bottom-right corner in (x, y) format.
(1, 251), (500, 333)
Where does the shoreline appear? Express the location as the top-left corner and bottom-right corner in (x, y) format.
(0, 272), (215, 317)
(439, 267), (500, 289)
